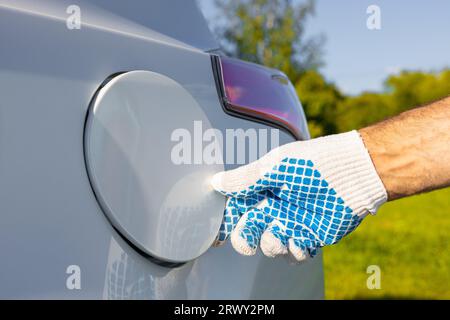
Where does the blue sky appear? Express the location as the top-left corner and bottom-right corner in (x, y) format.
(198, 0), (450, 95)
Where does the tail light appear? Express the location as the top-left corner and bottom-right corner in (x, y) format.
(211, 55), (310, 140)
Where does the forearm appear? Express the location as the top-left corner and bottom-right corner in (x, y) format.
(359, 96), (450, 200)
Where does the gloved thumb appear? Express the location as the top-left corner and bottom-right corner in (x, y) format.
(211, 153), (279, 197)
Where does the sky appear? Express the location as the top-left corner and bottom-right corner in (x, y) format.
(198, 0), (450, 95)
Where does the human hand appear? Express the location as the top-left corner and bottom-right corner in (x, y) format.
(211, 131), (387, 262)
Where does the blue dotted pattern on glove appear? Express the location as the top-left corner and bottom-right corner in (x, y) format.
(216, 158), (363, 257)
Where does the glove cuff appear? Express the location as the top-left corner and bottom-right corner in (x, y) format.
(308, 130), (388, 216)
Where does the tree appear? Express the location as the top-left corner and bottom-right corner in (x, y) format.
(295, 70), (344, 137)
(335, 92), (392, 132)
(213, 0), (340, 136)
(210, 1), (450, 137)
(385, 70), (450, 112)
(335, 70), (450, 132)
(214, 0), (323, 82)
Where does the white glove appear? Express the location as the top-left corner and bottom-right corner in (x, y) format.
(211, 130), (387, 262)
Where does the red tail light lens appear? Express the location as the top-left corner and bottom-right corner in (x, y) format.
(212, 55), (309, 140)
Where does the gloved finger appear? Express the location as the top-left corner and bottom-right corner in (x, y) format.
(214, 191), (271, 246)
(230, 209), (273, 256)
(259, 195), (320, 259)
(287, 238), (309, 262)
(260, 222), (289, 258)
(213, 198), (241, 246)
(272, 172), (330, 206)
(234, 190), (270, 211)
(211, 170), (273, 198)
(291, 226), (321, 259)
(210, 147), (286, 197)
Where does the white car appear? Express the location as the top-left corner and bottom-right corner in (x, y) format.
(0, 0), (323, 299)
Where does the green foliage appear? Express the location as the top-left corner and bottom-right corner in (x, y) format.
(212, 0), (450, 299)
(295, 70), (343, 137)
(386, 69), (450, 111)
(213, 0), (336, 136)
(335, 70), (450, 132)
(212, 1), (450, 137)
(335, 92), (393, 132)
(324, 188), (450, 299)
(214, 0), (323, 82)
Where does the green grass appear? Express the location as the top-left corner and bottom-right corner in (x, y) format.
(323, 188), (450, 299)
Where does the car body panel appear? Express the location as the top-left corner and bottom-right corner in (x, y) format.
(0, 0), (324, 299)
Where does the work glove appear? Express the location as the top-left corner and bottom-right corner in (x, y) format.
(211, 130), (387, 262)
